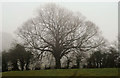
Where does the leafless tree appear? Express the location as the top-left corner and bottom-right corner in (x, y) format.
(17, 4), (105, 69)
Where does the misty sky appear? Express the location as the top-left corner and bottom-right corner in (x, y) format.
(2, 2), (118, 44)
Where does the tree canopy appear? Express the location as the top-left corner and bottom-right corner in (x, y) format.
(17, 4), (105, 68)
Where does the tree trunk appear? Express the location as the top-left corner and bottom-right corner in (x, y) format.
(76, 61), (80, 68)
(53, 49), (61, 69)
(20, 62), (25, 71)
(2, 63), (8, 72)
(20, 60), (25, 71)
(12, 61), (19, 71)
(25, 62), (29, 70)
(55, 57), (61, 69)
(67, 60), (70, 69)
(97, 62), (99, 68)
(76, 58), (80, 68)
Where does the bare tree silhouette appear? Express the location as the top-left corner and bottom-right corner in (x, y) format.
(17, 4), (105, 69)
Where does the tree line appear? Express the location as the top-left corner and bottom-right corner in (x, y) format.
(2, 42), (119, 72)
(86, 47), (119, 68)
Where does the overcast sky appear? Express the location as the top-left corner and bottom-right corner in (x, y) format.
(2, 2), (118, 44)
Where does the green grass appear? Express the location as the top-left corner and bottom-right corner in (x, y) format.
(2, 68), (119, 76)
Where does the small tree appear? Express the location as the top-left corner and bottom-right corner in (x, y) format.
(106, 46), (118, 68)
(9, 49), (19, 71)
(2, 51), (9, 72)
(8, 44), (33, 71)
(24, 51), (33, 70)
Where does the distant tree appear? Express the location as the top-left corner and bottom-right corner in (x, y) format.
(9, 48), (19, 71)
(63, 54), (72, 69)
(66, 57), (72, 69)
(87, 46), (118, 68)
(117, 56), (120, 68)
(15, 44), (26, 71)
(87, 51), (103, 68)
(2, 51), (9, 72)
(100, 53), (108, 68)
(24, 51), (33, 70)
(17, 4), (105, 69)
(106, 46), (118, 68)
(75, 50), (87, 68)
(8, 44), (33, 71)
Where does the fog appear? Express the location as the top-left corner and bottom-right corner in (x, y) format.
(1, 2), (118, 51)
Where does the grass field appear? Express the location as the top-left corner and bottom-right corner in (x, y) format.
(2, 68), (119, 77)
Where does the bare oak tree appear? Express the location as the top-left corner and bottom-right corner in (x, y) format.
(17, 4), (105, 69)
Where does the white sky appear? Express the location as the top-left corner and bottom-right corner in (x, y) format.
(2, 2), (118, 43)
